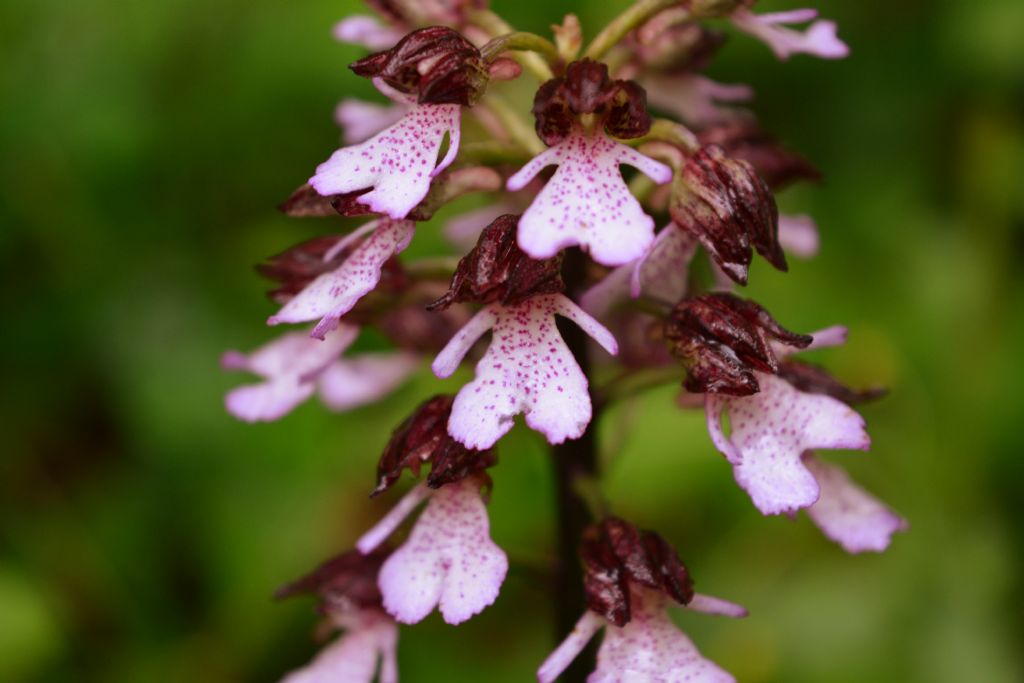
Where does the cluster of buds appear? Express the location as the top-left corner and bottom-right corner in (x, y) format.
(224, 1), (905, 681)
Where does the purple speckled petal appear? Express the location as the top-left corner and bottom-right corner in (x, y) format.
(378, 479), (508, 625)
(335, 99), (410, 145)
(778, 213), (820, 258)
(592, 590), (736, 683)
(442, 294), (609, 449)
(644, 74), (753, 127)
(357, 483), (433, 555)
(804, 454), (907, 553)
(706, 372), (871, 515)
(507, 133), (672, 266)
(222, 326), (357, 422)
(537, 611), (604, 683)
(318, 351), (420, 411)
(431, 306), (499, 379)
(731, 7), (849, 61)
(281, 609), (398, 683)
(267, 219), (416, 339)
(582, 225), (696, 321)
(332, 15), (404, 51)
(310, 104), (462, 219)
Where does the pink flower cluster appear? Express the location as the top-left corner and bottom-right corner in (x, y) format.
(221, 3), (904, 681)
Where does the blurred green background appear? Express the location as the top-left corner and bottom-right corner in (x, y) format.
(2, 0), (1023, 681)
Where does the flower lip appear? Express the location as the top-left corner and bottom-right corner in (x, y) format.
(274, 547), (391, 614)
(373, 394), (496, 496)
(664, 293), (812, 396)
(580, 517), (694, 627)
(428, 214), (565, 311)
(532, 58), (652, 146)
(350, 26), (487, 106)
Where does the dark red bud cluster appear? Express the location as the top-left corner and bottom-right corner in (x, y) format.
(374, 395), (496, 496)
(778, 360), (888, 405)
(257, 235), (406, 305)
(580, 517), (694, 627)
(351, 27), (487, 106)
(698, 122), (821, 190)
(669, 144), (784, 284)
(274, 548), (390, 613)
(664, 293), (812, 395)
(533, 59), (652, 146)
(429, 214), (564, 310)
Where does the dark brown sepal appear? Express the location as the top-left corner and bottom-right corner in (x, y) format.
(373, 395), (496, 496)
(532, 59), (652, 145)
(698, 122), (821, 190)
(778, 360), (888, 405)
(669, 145), (783, 284)
(580, 517), (695, 627)
(274, 548), (390, 613)
(429, 214), (564, 310)
(350, 27), (487, 106)
(664, 293), (812, 395)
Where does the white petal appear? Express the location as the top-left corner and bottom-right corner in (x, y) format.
(318, 351), (419, 411)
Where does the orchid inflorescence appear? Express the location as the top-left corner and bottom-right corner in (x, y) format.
(222, 1), (905, 680)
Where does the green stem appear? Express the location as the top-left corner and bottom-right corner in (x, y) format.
(583, 0), (686, 61)
(480, 31), (560, 68)
(470, 10), (556, 80)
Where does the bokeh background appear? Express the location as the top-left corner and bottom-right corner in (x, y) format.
(2, 0), (1023, 681)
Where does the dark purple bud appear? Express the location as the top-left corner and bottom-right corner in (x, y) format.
(698, 122), (821, 190)
(532, 59), (653, 145)
(634, 16), (726, 73)
(376, 302), (467, 355)
(669, 145), (783, 285)
(778, 360), (888, 405)
(664, 293), (812, 395)
(429, 214), (564, 310)
(350, 26), (487, 106)
(581, 517), (694, 627)
(374, 395), (496, 496)
(274, 548), (390, 613)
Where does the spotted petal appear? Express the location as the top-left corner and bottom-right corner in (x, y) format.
(432, 294), (617, 449)
(593, 591), (735, 683)
(507, 132), (672, 266)
(804, 454), (907, 553)
(705, 372), (871, 515)
(267, 219), (416, 339)
(311, 104), (461, 219)
(378, 479), (508, 625)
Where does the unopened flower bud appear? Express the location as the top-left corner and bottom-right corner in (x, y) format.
(373, 395), (496, 496)
(669, 144), (783, 284)
(350, 26), (487, 105)
(664, 293), (812, 395)
(580, 517), (694, 627)
(429, 214), (564, 310)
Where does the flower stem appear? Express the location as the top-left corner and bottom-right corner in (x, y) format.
(583, 0), (686, 61)
(471, 10), (556, 80)
(550, 247), (601, 682)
